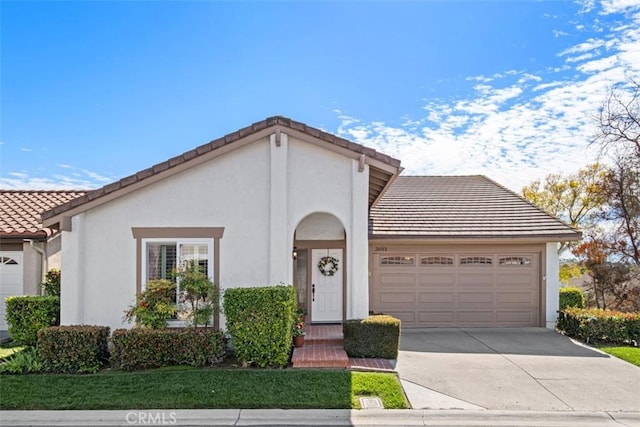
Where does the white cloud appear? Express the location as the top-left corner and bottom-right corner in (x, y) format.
(0, 165), (113, 190)
(335, 1), (640, 193)
(600, 0), (640, 13)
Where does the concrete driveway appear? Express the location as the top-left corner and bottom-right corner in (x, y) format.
(396, 328), (640, 411)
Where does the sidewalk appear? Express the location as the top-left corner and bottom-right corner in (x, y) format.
(2, 409), (640, 426)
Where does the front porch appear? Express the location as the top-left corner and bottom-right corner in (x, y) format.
(291, 324), (395, 371)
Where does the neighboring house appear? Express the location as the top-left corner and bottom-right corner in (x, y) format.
(0, 190), (86, 331)
(41, 116), (580, 332)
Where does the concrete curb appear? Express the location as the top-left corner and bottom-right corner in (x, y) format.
(2, 409), (640, 426)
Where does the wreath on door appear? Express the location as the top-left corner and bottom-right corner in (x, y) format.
(318, 256), (339, 277)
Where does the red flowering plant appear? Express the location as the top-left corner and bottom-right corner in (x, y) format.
(124, 279), (177, 329)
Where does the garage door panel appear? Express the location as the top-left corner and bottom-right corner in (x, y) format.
(497, 292), (536, 304)
(496, 311), (535, 324)
(378, 273), (416, 286)
(457, 311), (494, 323)
(372, 250), (540, 327)
(458, 292), (493, 304)
(418, 292), (456, 304)
(418, 311), (456, 324)
(378, 292), (416, 304)
(418, 272), (456, 286)
(458, 273), (494, 287)
(0, 251), (24, 331)
(497, 273), (536, 287)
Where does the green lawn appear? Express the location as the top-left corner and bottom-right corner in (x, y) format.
(0, 368), (408, 410)
(600, 346), (640, 367)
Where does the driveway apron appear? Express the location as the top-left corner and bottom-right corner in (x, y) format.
(396, 328), (640, 411)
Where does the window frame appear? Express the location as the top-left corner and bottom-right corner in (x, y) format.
(420, 256), (455, 266)
(132, 227), (224, 329)
(141, 238), (214, 288)
(459, 256), (494, 266)
(379, 255), (416, 266)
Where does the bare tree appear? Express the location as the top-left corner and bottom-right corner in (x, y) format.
(603, 156), (640, 265)
(594, 78), (640, 266)
(595, 77), (640, 163)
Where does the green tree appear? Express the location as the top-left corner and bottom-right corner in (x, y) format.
(522, 163), (607, 253)
(559, 263), (584, 285)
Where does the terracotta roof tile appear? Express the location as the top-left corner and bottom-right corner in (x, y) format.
(370, 176), (581, 240)
(0, 191), (86, 238)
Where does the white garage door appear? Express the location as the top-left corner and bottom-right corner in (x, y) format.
(371, 250), (540, 327)
(0, 251), (24, 331)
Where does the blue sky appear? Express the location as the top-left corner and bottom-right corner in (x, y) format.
(1, 0), (639, 192)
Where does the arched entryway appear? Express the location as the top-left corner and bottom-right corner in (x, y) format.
(293, 213), (346, 323)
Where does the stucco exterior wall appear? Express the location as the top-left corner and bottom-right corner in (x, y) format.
(60, 132), (371, 330)
(545, 242), (560, 329)
(21, 243), (42, 295)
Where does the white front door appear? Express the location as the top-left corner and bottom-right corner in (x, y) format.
(311, 249), (343, 322)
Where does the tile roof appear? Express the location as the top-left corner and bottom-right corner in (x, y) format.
(0, 191), (86, 238)
(42, 116), (401, 222)
(369, 176), (582, 240)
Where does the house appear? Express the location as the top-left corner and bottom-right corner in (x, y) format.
(0, 190), (86, 331)
(40, 116), (581, 331)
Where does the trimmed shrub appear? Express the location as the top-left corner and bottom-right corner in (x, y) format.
(344, 315), (401, 359)
(110, 328), (226, 370)
(4, 296), (60, 345)
(557, 307), (640, 345)
(559, 287), (585, 310)
(37, 325), (110, 374)
(223, 285), (297, 368)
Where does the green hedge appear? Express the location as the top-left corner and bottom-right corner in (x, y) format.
(557, 307), (640, 345)
(559, 287), (585, 310)
(4, 296), (60, 345)
(343, 315), (401, 359)
(223, 285), (296, 368)
(37, 325), (110, 374)
(110, 328), (226, 370)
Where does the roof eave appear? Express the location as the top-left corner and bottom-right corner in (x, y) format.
(42, 116), (402, 225)
(368, 232), (583, 243)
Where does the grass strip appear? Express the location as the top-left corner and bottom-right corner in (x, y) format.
(0, 368), (408, 410)
(600, 346), (640, 367)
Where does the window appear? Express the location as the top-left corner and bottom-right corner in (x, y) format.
(499, 256), (532, 266)
(132, 227), (224, 328)
(420, 256), (454, 266)
(0, 256), (18, 265)
(143, 239), (213, 289)
(380, 256), (415, 266)
(459, 256), (493, 266)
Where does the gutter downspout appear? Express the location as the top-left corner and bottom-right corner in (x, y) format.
(25, 239), (47, 295)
